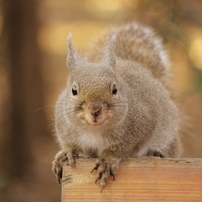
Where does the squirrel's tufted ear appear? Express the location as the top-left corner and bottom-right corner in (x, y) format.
(67, 33), (76, 70)
(103, 34), (116, 68)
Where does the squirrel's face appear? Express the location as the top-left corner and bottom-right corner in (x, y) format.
(68, 67), (120, 126)
(66, 34), (125, 126)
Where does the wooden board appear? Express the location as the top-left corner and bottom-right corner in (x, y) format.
(62, 157), (202, 202)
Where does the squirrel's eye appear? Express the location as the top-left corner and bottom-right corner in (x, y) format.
(72, 85), (78, 96)
(112, 84), (117, 95)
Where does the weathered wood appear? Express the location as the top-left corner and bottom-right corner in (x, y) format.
(62, 157), (202, 202)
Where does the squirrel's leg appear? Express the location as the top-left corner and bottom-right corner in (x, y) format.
(52, 146), (79, 183)
(91, 148), (122, 192)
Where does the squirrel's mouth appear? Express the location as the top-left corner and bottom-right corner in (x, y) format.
(76, 105), (113, 126)
(87, 117), (107, 126)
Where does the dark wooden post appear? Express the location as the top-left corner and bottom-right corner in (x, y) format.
(3, 0), (47, 178)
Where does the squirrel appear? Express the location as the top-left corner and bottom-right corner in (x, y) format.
(52, 22), (183, 192)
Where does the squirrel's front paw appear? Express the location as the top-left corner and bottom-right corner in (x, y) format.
(52, 149), (79, 183)
(91, 158), (120, 192)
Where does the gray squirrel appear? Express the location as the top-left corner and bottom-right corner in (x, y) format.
(52, 22), (183, 191)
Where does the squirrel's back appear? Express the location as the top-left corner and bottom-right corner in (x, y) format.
(92, 22), (171, 89)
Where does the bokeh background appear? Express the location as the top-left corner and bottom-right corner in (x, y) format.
(1, 0), (202, 201)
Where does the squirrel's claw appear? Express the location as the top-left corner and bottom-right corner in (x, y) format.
(66, 152), (77, 167)
(56, 166), (63, 184)
(100, 185), (104, 193)
(52, 151), (67, 183)
(52, 160), (63, 184)
(95, 175), (101, 183)
(91, 160), (102, 174)
(92, 158), (119, 192)
(111, 172), (116, 181)
(52, 149), (79, 183)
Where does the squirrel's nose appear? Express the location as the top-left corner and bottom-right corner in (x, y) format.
(89, 106), (102, 117)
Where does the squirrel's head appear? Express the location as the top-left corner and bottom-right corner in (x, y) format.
(66, 34), (125, 126)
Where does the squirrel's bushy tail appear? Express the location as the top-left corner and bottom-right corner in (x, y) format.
(92, 22), (171, 89)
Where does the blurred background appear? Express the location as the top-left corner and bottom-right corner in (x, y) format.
(0, 0), (202, 201)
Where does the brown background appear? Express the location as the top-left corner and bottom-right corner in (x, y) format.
(1, 0), (202, 201)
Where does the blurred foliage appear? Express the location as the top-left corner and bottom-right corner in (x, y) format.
(1, 0), (202, 202)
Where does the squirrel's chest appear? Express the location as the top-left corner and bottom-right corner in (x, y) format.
(76, 129), (110, 157)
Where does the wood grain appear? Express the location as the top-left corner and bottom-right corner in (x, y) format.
(62, 157), (202, 202)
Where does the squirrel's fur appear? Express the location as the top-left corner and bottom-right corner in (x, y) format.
(52, 22), (183, 190)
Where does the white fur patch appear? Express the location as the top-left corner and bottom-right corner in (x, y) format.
(76, 127), (110, 157)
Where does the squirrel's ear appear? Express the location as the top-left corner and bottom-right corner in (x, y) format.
(67, 33), (76, 70)
(104, 34), (116, 68)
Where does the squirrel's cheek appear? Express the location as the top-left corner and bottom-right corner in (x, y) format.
(76, 111), (86, 123)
